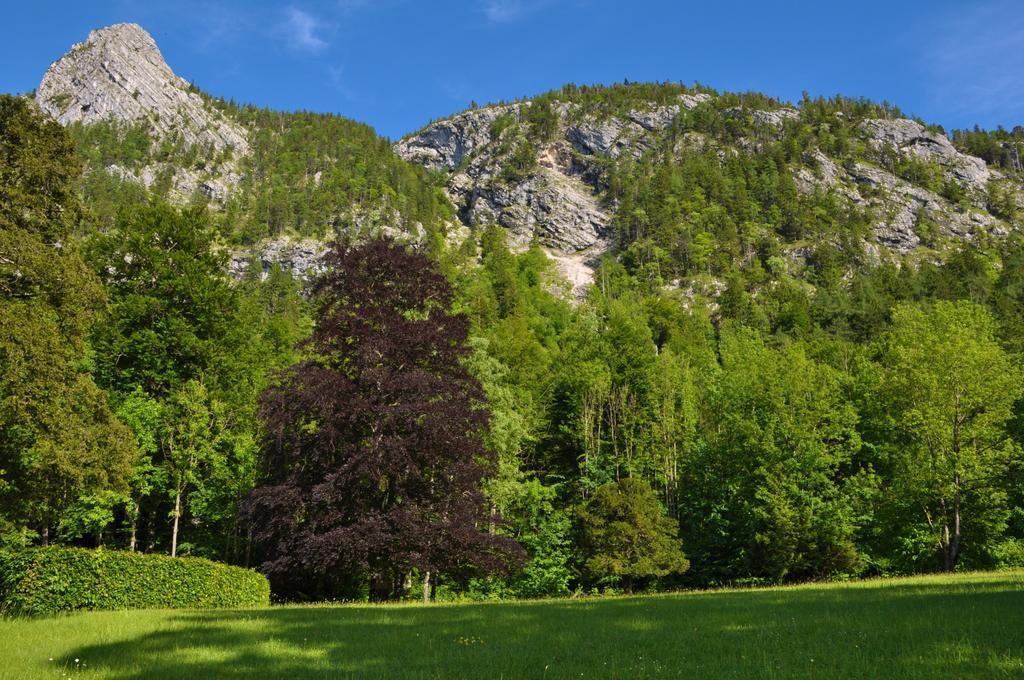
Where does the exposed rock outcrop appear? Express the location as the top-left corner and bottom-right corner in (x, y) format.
(228, 238), (329, 282)
(793, 150), (1002, 253)
(36, 23), (249, 205)
(37, 23), (248, 156)
(400, 95), (1021, 293)
(393, 105), (519, 171)
(457, 164), (610, 252)
(565, 93), (711, 160)
(848, 161), (1000, 251)
(724, 106), (800, 128)
(859, 118), (993, 193)
(396, 97), (723, 291)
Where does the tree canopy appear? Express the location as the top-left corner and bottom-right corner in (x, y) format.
(244, 238), (522, 601)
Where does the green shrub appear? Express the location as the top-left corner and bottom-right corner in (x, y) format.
(0, 547), (269, 616)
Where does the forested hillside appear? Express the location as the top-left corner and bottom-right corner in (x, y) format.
(71, 105), (454, 248)
(3, 23), (1024, 601)
(35, 24), (454, 266)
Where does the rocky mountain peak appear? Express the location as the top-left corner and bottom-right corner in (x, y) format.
(36, 23), (248, 156)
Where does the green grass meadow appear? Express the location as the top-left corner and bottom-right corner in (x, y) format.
(2, 571), (1022, 679)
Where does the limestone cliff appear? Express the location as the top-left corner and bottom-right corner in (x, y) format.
(36, 23), (247, 204)
(396, 94), (1021, 295)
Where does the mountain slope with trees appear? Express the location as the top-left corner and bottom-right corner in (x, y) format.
(2, 24), (1024, 600)
(396, 83), (1023, 295)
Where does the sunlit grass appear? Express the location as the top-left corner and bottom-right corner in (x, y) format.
(2, 571), (1022, 679)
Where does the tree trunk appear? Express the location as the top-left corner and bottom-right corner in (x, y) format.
(392, 571), (406, 600)
(422, 571), (431, 604)
(145, 507), (157, 553)
(244, 526), (253, 568)
(171, 489), (181, 557)
(949, 475), (962, 571)
(40, 525), (49, 547)
(369, 573), (390, 602)
(128, 498), (139, 552)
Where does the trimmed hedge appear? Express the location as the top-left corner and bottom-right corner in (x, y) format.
(0, 547), (269, 615)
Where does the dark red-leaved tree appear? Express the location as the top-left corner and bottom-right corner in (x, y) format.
(243, 237), (522, 601)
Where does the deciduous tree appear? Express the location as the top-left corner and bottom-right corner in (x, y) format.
(883, 301), (1023, 571)
(244, 237), (522, 601)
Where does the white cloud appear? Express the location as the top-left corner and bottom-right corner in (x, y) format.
(284, 6), (328, 51)
(482, 0), (525, 23)
(479, 0), (561, 24)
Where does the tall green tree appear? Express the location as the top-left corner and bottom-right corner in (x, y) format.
(679, 326), (863, 584)
(882, 301), (1023, 571)
(0, 95), (134, 542)
(576, 477), (689, 592)
(87, 203), (245, 398)
(86, 203), (270, 558)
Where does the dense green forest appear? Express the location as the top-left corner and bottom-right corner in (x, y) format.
(69, 93), (454, 248)
(3, 81), (1024, 603)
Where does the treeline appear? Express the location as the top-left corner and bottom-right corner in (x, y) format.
(952, 125), (1024, 176)
(453, 226), (1024, 594)
(4, 87), (1024, 601)
(218, 107), (452, 246)
(596, 91), (1003, 284)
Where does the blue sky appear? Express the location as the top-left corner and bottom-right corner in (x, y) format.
(1, 0), (1021, 139)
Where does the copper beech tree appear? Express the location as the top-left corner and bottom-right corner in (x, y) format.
(243, 238), (522, 601)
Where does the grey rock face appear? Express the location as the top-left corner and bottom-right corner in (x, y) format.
(790, 118), (1018, 255)
(395, 94), (727, 295)
(859, 118), (993, 192)
(751, 107), (800, 127)
(463, 165), (610, 252)
(396, 98), (707, 243)
(37, 24), (250, 206)
(398, 103), (621, 254)
(565, 95), (711, 160)
(795, 155), (1000, 254)
(723, 106), (800, 128)
(678, 93), (713, 110)
(628, 105), (681, 132)
(228, 238), (329, 282)
(393, 105), (519, 171)
(37, 23), (249, 156)
(566, 117), (636, 158)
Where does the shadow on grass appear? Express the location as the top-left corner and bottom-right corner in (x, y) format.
(64, 578), (1024, 679)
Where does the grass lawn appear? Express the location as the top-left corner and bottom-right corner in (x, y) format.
(1, 571), (1022, 679)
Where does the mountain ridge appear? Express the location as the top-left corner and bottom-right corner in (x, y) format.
(27, 23), (1024, 297)
(393, 85), (1021, 293)
(36, 23), (249, 205)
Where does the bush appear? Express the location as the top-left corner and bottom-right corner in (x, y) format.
(0, 547), (269, 616)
